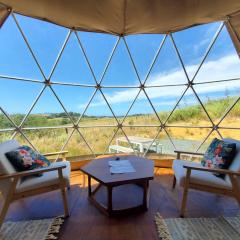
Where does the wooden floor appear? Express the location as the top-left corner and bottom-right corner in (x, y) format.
(3, 168), (240, 240)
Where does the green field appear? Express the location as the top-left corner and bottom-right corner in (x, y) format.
(0, 97), (239, 157)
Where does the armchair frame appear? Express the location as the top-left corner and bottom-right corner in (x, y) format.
(0, 151), (69, 228)
(173, 150), (240, 217)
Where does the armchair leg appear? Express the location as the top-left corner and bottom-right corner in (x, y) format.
(0, 178), (18, 228)
(180, 169), (191, 218)
(172, 175), (176, 189)
(0, 197), (11, 228)
(58, 169), (70, 218)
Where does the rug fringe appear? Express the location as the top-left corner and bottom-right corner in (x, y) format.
(155, 213), (172, 240)
(45, 216), (64, 240)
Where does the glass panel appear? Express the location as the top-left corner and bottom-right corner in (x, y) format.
(145, 35), (188, 86)
(19, 128), (70, 154)
(197, 130), (222, 153)
(145, 86), (186, 123)
(0, 79), (43, 126)
(22, 87), (72, 127)
(219, 98), (240, 128)
(80, 127), (117, 155)
(77, 32), (117, 80)
(194, 26), (240, 83)
(194, 81), (240, 124)
(64, 129), (94, 157)
(16, 14), (68, 77)
(166, 127), (211, 153)
(166, 88), (212, 126)
(50, 33), (96, 85)
(101, 87), (138, 122)
(79, 90), (118, 126)
(122, 126), (159, 156)
(101, 38), (140, 86)
(0, 15), (43, 79)
(52, 84), (96, 124)
(125, 34), (164, 81)
(107, 128), (135, 155)
(0, 114), (15, 130)
(219, 129), (240, 140)
(173, 22), (221, 79)
(122, 91), (160, 126)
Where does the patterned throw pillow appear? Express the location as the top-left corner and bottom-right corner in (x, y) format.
(5, 145), (50, 173)
(201, 138), (236, 178)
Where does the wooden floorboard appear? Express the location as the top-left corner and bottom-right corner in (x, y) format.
(3, 168), (240, 240)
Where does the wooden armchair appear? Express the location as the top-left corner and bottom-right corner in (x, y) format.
(0, 140), (71, 228)
(172, 138), (240, 217)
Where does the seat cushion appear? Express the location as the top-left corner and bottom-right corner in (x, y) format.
(172, 159), (232, 189)
(16, 161), (71, 193)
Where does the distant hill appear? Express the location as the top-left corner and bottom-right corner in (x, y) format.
(0, 97), (239, 128)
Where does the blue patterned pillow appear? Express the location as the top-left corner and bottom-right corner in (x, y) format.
(201, 138), (236, 178)
(5, 145), (50, 173)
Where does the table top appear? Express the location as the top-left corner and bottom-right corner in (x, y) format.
(81, 155), (154, 185)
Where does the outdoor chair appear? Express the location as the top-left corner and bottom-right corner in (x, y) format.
(0, 140), (71, 228)
(172, 138), (240, 217)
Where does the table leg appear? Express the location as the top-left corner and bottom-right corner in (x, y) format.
(88, 175), (92, 197)
(107, 186), (113, 215)
(143, 180), (149, 210)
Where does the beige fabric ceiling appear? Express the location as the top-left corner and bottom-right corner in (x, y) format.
(0, 0), (240, 35)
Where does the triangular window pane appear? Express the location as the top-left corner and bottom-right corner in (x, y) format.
(20, 129), (70, 156)
(80, 127), (117, 155)
(64, 129), (93, 157)
(145, 36), (188, 86)
(145, 86), (186, 123)
(123, 91), (161, 126)
(219, 98), (240, 128)
(0, 15), (43, 79)
(101, 88), (139, 122)
(219, 129), (240, 140)
(194, 26), (240, 83)
(123, 126), (160, 157)
(51, 33), (96, 85)
(107, 128), (135, 155)
(52, 85), (96, 124)
(125, 34), (164, 81)
(16, 14), (68, 78)
(197, 130), (222, 153)
(166, 88), (212, 126)
(79, 90), (118, 126)
(194, 81), (240, 124)
(77, 32), (117, 80)
(166, 127), (211, 153)
(22, 87), (72, 127)
(173, 22), (221, 79)
(101, 38), (140, 86)
(0, 79), (43, 125)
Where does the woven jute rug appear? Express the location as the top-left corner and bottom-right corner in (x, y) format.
(155, 213), (240, 240)
(0, 216), (64, 240)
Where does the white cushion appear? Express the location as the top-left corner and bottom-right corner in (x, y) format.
(0, 140), (19, 174)
(16, 161), (71, 193)
(172, 159), (232, 189)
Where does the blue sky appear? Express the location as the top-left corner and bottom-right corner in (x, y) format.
(0, 14), (240, 117)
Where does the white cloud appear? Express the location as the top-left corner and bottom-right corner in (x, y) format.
(78, 54), (240, 109)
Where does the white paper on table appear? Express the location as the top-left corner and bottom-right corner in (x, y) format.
(108, 160), (136, 174)
(108, 160), (131, 167)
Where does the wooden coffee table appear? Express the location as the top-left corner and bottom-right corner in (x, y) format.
(80, 155), (154, 216)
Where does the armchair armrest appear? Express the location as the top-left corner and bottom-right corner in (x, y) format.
(174, 150), (204, 159)
(43, 150), (68, 161)
(0, 164), (67, 180)
(183, 165), (240, 177)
